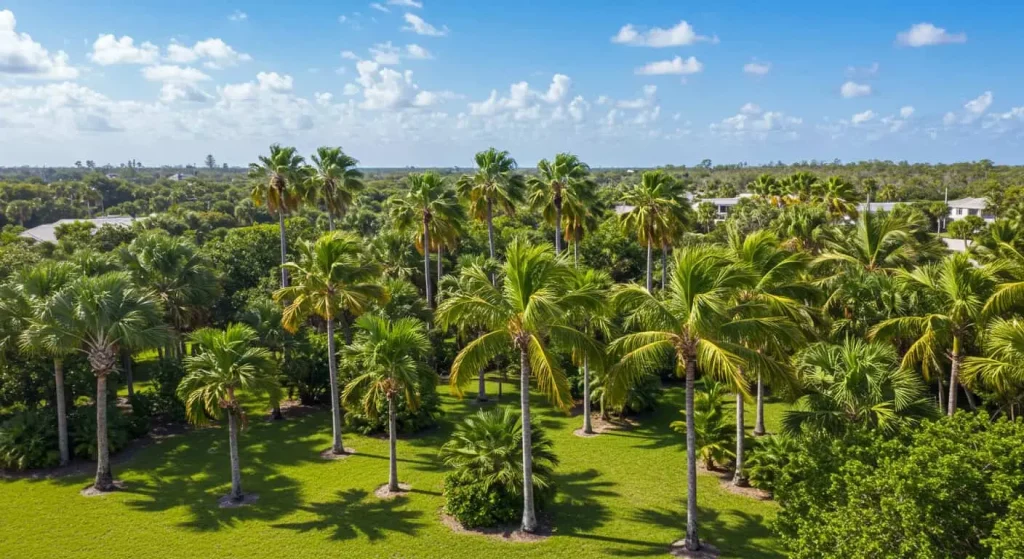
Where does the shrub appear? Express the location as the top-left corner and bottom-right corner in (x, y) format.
(745, 434), (798, 495)
(443, 477), (520, 528)
(344, 377), (441, 435)
(283, 331), (330, 405)
(0, 408), (59, 470)
(670, 380), (734, 469)
(69, 403), (148, 461)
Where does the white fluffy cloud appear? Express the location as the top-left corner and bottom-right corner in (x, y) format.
(469, 74), (573, 116)
(402, 13), (448, 36)
(896, 23), (966, 47)
(405, 44), (432, 59)
(387, 0), (423, 7)
(900, 106), (915, 118)
(711, 103), (802, 139)
(354, 60), (449, 110)
(142, 65), (211, 84)
(160, 83), (212, 103)
(369, 42), (402, 65)
(0, 10), (79, 79)
(851, 109), (875, 125)
(220, 72), (294, 102)
(743, 61), (771, 76)
(611, 20), (715, 47)
(228, 10), (248, 22)
(166, 38), (251, 69)
(840, 81), (872, 98)
(89, 34), (159, 65)
(965, 91), (993, 115)
(635, 56), (702, 76)
(616, 85), (658, 109)
(370, 3), (390, 13)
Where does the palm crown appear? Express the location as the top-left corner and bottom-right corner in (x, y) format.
(249, 144), (306, 216)
(527, 153), (596, 253)
(308, 146), (364, 229)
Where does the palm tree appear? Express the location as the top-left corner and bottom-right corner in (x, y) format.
(781, 171), (819, 204)
(3, 261), (80, 466)
(567, 268), (614, 435)
(456, 148), (526, 271)
(617, 171), (687, 291)
(749, 174), (784, 207)
(249, 144), (305, 287)
(814, 176), (858, 221)
(963, 318), (1024, 419)
(26, 273), (167, 491)
(308, 146), (364, 231)
(870, 253), (996, 415)
(815, 210), (919, 273)
(436, 239), (603, 532)
(528, 153), (595, 255)
(342, 315), (430, 492)
(670, 380), (734, 470)
(559, 175), (603, 266)
(275, 231), (385, 456)
(389, 172), (465, 308)
(178, 324), (281, 503)
(610, 245), (785, 552)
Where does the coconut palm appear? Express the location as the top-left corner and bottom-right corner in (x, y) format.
(566, 268), (614, 435)
(815, 210), (919, 273)
(617, 171), (688, 291)
(308, 146), (364, 231)
(670, 380), (734, 470)
(26, 272), (167, 491)
(274, 231), (385, 456)
(456, 148), (526, 269)
(610, 245), (787, 552)
(962, 318), (1024, 419)
(389, 172), (465, 308)
(436, 239), (604, 532)
(870, 253), (996, 415)
(249, 144), (305, 287)
(177, 324), (281, 503)
(342, 315), (430, 492)
(560, 176), (604, 266)
(527, 153), (596, 255)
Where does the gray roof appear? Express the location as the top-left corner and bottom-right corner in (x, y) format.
(948, 197), (989, 210)
(856, 202), (902, 212)
(19, 216), (136, 243)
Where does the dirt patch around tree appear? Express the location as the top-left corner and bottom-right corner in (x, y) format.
(275, 400), (321, 419)
(571, 412), (637, 438)
(696, 465), (771, 501)
(440, 511), (551, 543)
(669, 540), (721, 558)
(80, 480), (126, 497)
(375, 483), (411, 500)
(218, 493), (260, 508)
(319, 447), (357, 461)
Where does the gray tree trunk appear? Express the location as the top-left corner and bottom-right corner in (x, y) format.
(327, 211), (335, 232)
(94, 374), (114, 491)
(278, 209), (289, 287)
(477, 368), (487, 402)
(582, 356), (593, 435)
(948, 348), (960, 416)
(937, 376), (946, 414)
(388, 395), (399, 492)
(646, 239), (653, 292)
(754, 373), (766, 436)
(437, 245), (443, 285)
(573, 239), (579, 267)
(326, 318), (344, 454)
(122, 351), (134, 400)
(554, 202), (562, 254)
(487, 200), (496, 285)
(733, 391), (747, 486)
(54, 359), (69, 466)
(661, 244), (668, 290)
(227, 410), (243, 501)
(423, 220), (433, 309)
(683, 357), (700, 550)
(520, 348), (537, 533)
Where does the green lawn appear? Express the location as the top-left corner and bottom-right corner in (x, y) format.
(0, 381), (787, 559)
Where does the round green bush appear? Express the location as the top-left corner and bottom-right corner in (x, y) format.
(443, 477), (520, 528)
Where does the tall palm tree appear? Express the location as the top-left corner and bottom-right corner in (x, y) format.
(560, 176), (604, 266)
(527, 153), (596, 255)
(249, 144), (305, 287)
(617, 171), (687, 291)
(567, 268), (613, 435)
(26, 273), (167, 491)
(274, 231), (385, 456)
(610, 245), (785, 552)
(308, 146), (364, 231)
(962, 318), (1024, 419)
(436, 239), (603, 532)
(4, 261), (81, 466)
(178, 324), (281, 503)
(342, 315), (430, 492)
(870, 253), (996, 415)
(456, 148), (526, 270)
(389, 172), (465, 308)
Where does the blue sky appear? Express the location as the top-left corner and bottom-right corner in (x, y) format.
(2, 1), (1024, 167)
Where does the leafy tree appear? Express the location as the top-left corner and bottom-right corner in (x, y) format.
(307, 146), (364, 231)
(204, 154), (216, 170)
(963, 317), (1024, 419)
(249, 144), (305, 288)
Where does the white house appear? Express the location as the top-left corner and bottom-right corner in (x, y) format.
(614, 193), (752, 221)
(19, 216), (136, 244)
(946, 197), (995, 223)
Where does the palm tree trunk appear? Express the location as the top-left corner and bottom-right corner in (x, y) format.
(487, 200), (496, 284)
(94, 373), (114, 491)
(326, 318), (345, 454)
(646, 239), (653, 292)
(683, 356), (700, 550)
(227, 410), (243, 501)
(437, 245), (443, 284)
(54, 359), (69, 466)
(122, 351), (134, 400)
(948, 339), (960, 416)
(388, 395), (399, 492)
(327, 211), (335, 232)
(661, 243), (668, 290)
(554, 202), (562, 254)
(477, 369), (487, 402)
(278, 209), (289, 287)
(573, 239), (579, 268)
(733, 391), (747, 486)
(520, 347), (537, 533)
(582, 356), (593, 435)
(754, 373), (766, 436)
(937, 376), (946, 414)
(423, 220), (433, 309)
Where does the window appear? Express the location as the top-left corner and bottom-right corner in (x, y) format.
(956, 208), (963, 216)
(968, 209), (978, 216)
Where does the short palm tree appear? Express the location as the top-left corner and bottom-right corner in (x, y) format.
(436, 239), (603, 532)
(527, 153), (595, 255)
(389, 172), (465, 308)
(814, 176), (858, 221)
(456, 148), (526, 269)
(962, 318), (1024, 419)
(670, 380), (734, 470)
(617, 171), (688, 291)
(27, 273), (167, 491)
(781, 171), (819, 204)
(250, 144), (305, 287)
(342, 315), (430, 492)
(178, 324), (281, 503)
(274, 231), (385, 456)
(307, 146), (364, 231)
(749, 174), (785, 207)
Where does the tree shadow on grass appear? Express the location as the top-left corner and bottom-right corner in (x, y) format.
(552, 468), (618, 535)
(271, 488), (425, 541)
(625, 503), (783, 559)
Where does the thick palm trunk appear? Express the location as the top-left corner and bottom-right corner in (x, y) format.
(520, 347), (537, 533)
(54, 359), (69, 466)
(754, 373), (766, 436)
(326, 318), (345, 454)
(94, 374), (114, 491)
(733, 391), (747, 486)
(227, 411), (243, 501)
(554, 201), (562, 254)
(683, 357), (700, 550)
(582, 356), (593, 435)
(661, 244), (668, 290)
(948, 339), (960, 416)
(423, 220), (433, 309)
(122, 351), (134, 400)
(388, 395), (399, 492)
(646, 239), (653, 292)
(278, 209), (289, 288)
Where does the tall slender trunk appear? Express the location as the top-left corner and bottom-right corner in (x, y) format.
(326, 318), (344, 454)
(582, 356), (593, 435)
(278, 209), (289, 287)
(477, 368), (487, 402)
(683, 356), (700, 550)
(423, 219), (433, 309)
(754, 373), (766, 436)
(122, 351), (134, 400)
(733, 390), (747, 486)
(964, 387), (977, 411)
(94, 373), (114, 491)
(937, 376), (946, 414)
(554, 200), (562, 254)
(646, 239), (653, 292)
(661, 243), (668, 290)
(327, 211), (335, 232)
(437, 245), (443, 285)
(388, 395), (399, 492)
(54, 359), (69, 466)
(948, 338), (960, 416)
(487, 200), (496, 285)
(573, 239), (579, 267)
(227, 410), (243, 501)
(519, 347), (537, 533)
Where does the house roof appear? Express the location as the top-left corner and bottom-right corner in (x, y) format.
(947, 197), (989, 210)
(856, 202), (901, 212)
(19, 216), (136, 243)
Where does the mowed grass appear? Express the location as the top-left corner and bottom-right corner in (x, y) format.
(0, 380), (787, 559)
